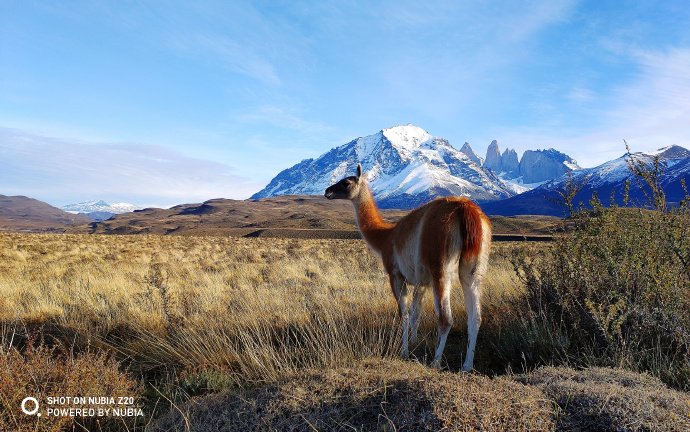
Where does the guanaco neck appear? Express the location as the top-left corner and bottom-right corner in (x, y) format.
(352, 182), (394, 253)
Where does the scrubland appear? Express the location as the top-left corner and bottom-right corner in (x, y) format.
(1, 230), (688, 431)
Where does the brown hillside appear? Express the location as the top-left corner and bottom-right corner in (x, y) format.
(72, 195), (560, 236)
(0, 194), (89, 232)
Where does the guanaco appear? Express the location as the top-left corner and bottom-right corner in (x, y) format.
(325, 164), (491, 371)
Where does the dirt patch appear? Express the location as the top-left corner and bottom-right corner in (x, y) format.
(244, 228), (362, 239)
(152, 359), (553, 432)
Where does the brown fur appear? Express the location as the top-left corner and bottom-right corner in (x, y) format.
(326, 167), (491, 370)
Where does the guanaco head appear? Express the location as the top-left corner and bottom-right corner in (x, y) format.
(325, 164), (363, 200)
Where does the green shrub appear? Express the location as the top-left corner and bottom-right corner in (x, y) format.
(510, 152), (690, 390)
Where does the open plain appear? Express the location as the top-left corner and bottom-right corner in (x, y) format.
(1, 232), (688, 431)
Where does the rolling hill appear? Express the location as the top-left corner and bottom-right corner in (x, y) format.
(0, 194), (90, 232)
(75, 195), (559, 237)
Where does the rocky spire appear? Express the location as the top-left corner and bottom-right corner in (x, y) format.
(460, 142), (482, 165)
(501, 148), (519, 177)
(483, 140), (502, 172)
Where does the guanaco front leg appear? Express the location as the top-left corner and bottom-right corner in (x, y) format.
(389, 271), (411, 358)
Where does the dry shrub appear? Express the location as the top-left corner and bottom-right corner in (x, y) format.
(517, 366), (690, 431)
(152, 358), (554, 432)
(0, 340), (142, 432)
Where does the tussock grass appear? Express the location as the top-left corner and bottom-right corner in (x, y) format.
(517, 366), (690, 431)
(152, 358), (555, 432)
(0, 234), (521, 383)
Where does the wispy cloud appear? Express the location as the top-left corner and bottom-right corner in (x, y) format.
(226, 104), (356, 178)
(368, 0), (579, 119)
(171, 33), (281, 86)
(567, 87), (596, 102)
(0, 127), (261, 206)
(500, 0), (577, 42)
(236, 105), (335, 136)
(500, 48), (690, 166)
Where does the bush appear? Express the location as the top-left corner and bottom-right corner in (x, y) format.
(510, 151), (690, 389)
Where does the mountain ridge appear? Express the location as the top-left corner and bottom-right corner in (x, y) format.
(254, 125), (521, 208)
(62, 200), (142, 221)
(253, 125), (583, 209)
(71, 195), (559, 237)
(482, 145), (690, 216)
(482, 140), (581, 184)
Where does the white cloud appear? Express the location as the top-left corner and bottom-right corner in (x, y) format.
(0, 127), (261, 206)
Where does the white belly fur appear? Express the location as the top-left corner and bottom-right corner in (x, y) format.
(394, 217), (430, 286)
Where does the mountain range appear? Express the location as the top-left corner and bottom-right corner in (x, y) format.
(62, 200), (142, 221)
(252, 125), (580, 208)
(2, 125), (687, 232)
(483, 140), (581, 184)
(253, 124), (689, 216)
(483, 145), (690, 216)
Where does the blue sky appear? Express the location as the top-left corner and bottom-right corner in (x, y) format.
(1, 0), (690, 206)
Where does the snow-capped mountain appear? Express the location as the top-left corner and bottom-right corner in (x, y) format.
(479, 140), (581, 197)
(62, 200), (140, 214)
(482, 145), (690, 216)
(252, 125), (516, 208)
(62, 200), (141, 221)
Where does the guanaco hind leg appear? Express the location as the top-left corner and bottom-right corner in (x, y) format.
(460, 259), (483, 372)
(430, 274), (453, 369)
(408, 285), (424, 345)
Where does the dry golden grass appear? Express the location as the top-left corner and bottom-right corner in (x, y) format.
(518, 367), (690, 431)
(0, 233), (521, 380)
(2, 233), (687, 431)
(0, 344), (141, 432)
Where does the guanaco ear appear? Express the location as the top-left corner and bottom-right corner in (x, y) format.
(356, 164), (362, 180)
